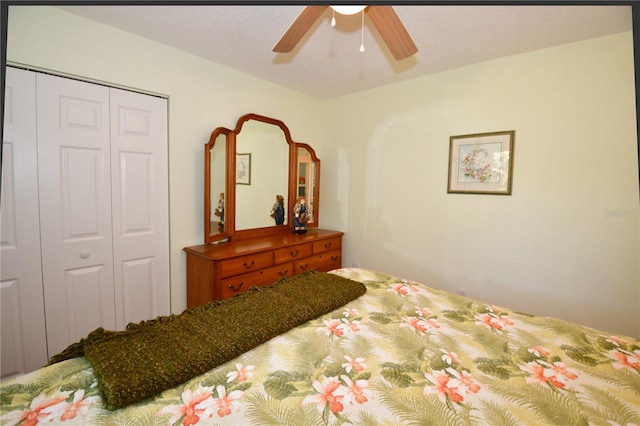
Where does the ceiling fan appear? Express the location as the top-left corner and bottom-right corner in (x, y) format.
(273, 5), (418, 61)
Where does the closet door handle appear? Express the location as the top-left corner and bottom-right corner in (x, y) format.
(80, 250), (91, 259)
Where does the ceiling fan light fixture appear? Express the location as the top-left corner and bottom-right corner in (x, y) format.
(273, 5), (417, 60)
(330, 5), (366, 15)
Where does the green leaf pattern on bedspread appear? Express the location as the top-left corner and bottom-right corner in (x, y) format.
(1, 268), (639, 425)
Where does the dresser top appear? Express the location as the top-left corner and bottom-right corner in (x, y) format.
(184, 229), (343, 260)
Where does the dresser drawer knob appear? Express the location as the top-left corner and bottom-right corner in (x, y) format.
(331, 255), (339, 261)
(278, 268), (289, 276)
(324, 242), (332, 249)
(300, 263), (309, 271)
(243, 260), (255, 269)
(290, 249), (299, 257)
(228, 282), (244, 292)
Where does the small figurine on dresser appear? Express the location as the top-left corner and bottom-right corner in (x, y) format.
(293, 196), (309, 233)
(270, 194), (286, 225)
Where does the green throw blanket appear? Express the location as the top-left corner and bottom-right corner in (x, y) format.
(48, 271), (366, 410)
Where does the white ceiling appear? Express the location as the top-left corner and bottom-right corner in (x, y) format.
(57, 4), (632, 100)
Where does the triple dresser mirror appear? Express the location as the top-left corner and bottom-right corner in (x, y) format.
(204, 113), (321, 243)
(187, 113), (342, 306)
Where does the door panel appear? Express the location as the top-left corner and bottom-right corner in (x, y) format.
(1, 68), (48, 377)
(1, 279), (24, 377)
(119, 152), (152, 233)
(61, 147), (106, 238)
(121, 257), (155, 323)
(37, 73), (116, 357)
(64, 265), (111, 340)
(1, 143), (17, 248)
(110, 88), (169, 328)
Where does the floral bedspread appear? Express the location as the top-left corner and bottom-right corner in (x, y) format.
(1, 268), (639, 425)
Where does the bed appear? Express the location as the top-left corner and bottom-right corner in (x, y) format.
(1, 268), (638, 425)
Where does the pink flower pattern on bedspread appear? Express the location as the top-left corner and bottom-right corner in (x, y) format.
(1, 268), (639, 425)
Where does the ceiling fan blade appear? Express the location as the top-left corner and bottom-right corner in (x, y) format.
(366, 6), (418, 60)
(273, 6), (328, 53)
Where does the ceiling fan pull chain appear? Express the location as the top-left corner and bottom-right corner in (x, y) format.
(360, 9), (365, 52)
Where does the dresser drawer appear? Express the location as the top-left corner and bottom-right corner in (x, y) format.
(219, 252), (273, 279)
(273, 243), (313, 264)
(220, 262), (294, 299)
(312, 237), (342, 254)
(294, 249), (341, 274)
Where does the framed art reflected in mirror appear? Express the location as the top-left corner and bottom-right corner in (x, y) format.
(236, 153), (251, 185)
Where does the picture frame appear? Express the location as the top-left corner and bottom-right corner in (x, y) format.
(447, 130), (515, 195)
(236, 153), (251, 185)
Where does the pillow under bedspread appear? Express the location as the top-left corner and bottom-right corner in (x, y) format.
(51, 270), (366, 410)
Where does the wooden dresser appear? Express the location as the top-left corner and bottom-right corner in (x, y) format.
(184, 229), (343, 308)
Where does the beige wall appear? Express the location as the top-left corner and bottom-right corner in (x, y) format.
(321, 31), (639, 338)
(7, 6), (639, 337)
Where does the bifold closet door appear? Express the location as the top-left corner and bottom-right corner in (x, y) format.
(37, 74), (117, 357)
(37, 74), (170, 357)
(1, 68), (48, 377)
(109, 88), (170, 329)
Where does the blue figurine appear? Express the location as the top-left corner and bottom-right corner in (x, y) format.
(270, 194), (285, 225)
(293, 196), (309, 233)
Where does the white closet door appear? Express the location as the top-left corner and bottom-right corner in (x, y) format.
(37, 74), (116, 357)
(1, 68), (48, 377)
(110, 88), (169, 328)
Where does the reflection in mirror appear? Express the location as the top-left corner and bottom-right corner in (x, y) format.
(296, 144), (320, 227)
(204, 127), (231, 244)
(235, 119), (289, 231)
(209, 133), (227, 236)
(204, 114), (321, 242)
(297, 147), (315, 223)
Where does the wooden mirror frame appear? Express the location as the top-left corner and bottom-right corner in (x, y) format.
(204, 127), (233, 244)
(204, 113), (320, 243)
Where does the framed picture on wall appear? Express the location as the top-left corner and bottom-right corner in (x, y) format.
(447, 130), (515, 195)
(236, 153), (251, 185)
